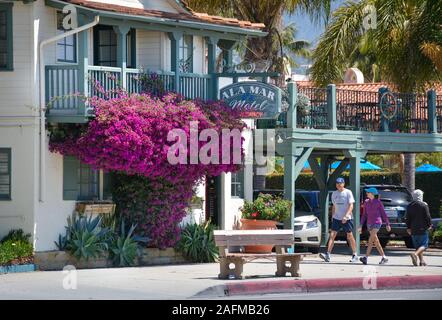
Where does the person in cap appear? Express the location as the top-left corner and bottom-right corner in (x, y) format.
(406, 189), (432, 266)
(319, 177), (358, 263)
(358, 187), (391, 265)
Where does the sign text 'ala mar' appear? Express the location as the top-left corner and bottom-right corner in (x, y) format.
(220, 81), (281, 119)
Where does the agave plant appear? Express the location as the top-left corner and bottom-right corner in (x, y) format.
(178, 221), (218, 263)
(57, 213), (111, 260)
(109, 221), (139, 267)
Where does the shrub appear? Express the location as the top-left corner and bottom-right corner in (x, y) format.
(1, 229), (31, 243)
(56, 213), (111, 260)
(177, 221), (218, 263)
(0, 240), (33, 266)
(240, 193), (291, 221)
(109, 222), (138, 267)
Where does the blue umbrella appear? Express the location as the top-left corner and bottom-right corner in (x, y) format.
(330, 159), (381, 171)
(416, 164), (442, 172)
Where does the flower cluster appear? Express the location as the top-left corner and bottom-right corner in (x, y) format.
(240, 193), (291, 222)
(49, 92), (245, 247)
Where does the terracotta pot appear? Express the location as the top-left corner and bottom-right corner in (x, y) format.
(240, 219), (278, 253)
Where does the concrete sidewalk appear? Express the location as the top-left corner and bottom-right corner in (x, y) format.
(0, 245), (441, 299)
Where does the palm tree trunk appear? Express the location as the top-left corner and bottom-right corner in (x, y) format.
(403, 153), (416, 191)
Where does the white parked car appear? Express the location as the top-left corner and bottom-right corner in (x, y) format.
(294, 215), (322, 254)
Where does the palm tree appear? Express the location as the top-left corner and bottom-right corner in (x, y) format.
(186, 0), (331, 77)
(310, 0), (442, 191)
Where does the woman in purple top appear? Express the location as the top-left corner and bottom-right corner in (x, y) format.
(358, 187), (391, 265)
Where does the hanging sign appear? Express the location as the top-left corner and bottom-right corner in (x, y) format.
(219, 81), (281, 119)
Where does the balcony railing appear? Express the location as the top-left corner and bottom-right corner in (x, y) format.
(45, 65), (211, 120)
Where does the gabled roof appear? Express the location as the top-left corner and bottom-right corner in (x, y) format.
(60, 0), (265, 32)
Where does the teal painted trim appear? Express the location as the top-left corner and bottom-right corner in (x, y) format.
(283, 153), (295, 232)
(77, 13), (89, 117)
(168, 31), (182, 92)
(308, 157), (325, 189)
(428, 90), (437, 134)
(129, 28), (136, 68)
(0, 264), (35, 274)
(327, 84), (337, 130)
(287, 82), (297, 129)
(293, 147), (313, 180)
(0, 148), (11, 200)
(215, 72), (279, 78)
(349, 155), (361, 255)
(206, 36), (218, 100)
(46, 115), (88, 123)
(0, 3), (14, 71)
(327, 159), (349, 188)
(45, 0), (266, 37)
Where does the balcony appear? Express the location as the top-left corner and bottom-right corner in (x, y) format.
(45, 65), (211, 122)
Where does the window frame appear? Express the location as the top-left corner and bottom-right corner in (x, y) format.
(0, 148), (12, 201)
(0, 3), (13, 71)
(179, 34), (193, 73)
(93, 25), (118, 67)
(230, 169), (244, 199)
(56, 11), (77, 64)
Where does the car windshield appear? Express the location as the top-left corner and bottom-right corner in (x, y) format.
(375, 187), (413, 203)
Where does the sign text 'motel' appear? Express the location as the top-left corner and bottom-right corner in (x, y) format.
(220, 81), (281, 118)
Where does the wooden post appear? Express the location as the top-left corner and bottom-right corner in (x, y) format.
(77, 13), (89, 116)
(348, 151), (364, 256)
(327, 84), (337, 130)
(114, 25), (130, 90)
(287, 82), (297, 128)
(428, 89), (437, 134)
(206, 36), (219, 100)
(379, 87), (390, 132)
(168, 32), (182, 93)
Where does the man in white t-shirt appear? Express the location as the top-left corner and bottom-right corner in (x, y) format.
(319, 177), (358, 262)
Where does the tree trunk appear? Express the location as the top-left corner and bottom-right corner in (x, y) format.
(403, 153), (415, 191)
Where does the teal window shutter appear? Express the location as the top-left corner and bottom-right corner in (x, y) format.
(0, 148), (11, 200)
(0, 3), (13, 71)
(103, 171), (114, 200)
(63, 156), (80, 200)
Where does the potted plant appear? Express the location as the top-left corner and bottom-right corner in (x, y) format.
(239, 193), (291, 253)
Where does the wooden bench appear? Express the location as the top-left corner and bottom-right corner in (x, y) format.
(214, 230), (308, 279)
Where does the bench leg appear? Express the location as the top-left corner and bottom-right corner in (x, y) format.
(218, 257), (245, 280)
(276, 255), (301, 277)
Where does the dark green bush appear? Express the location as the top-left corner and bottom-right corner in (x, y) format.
(1, 229), (31, 244)
(177, 221), (218, 263)
(0, 240), (33, 266)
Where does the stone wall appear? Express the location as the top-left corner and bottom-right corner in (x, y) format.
(35, 248), (187, 271)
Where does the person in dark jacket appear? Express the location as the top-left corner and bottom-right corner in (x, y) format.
(406, 189), (432, 266)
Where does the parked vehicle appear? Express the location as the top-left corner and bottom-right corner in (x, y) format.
(253, 190), (321, 253)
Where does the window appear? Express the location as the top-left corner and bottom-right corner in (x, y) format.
(56, 11), (77, 63)
(94, 26), (117, 67)
(231, 169), (244, 198)
(94, 26), (136, 68)
(0, 3), (13, 71)
(179, 35), (193, 73)
(0, 148), (11, 200)
(63, 156), (112, 201)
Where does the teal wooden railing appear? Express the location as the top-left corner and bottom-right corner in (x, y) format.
(45, 65), (210, 118)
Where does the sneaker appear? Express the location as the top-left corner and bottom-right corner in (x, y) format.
(359, 256), (368, 265)
(379, 257), (388, 265)
(410, 253), (418, 266)
(319, 252), (330, 262)
(420, 261), (427, 266)
(349, 254), (358, 263)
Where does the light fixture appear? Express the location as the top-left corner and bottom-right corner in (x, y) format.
(277, 135), (283, 144)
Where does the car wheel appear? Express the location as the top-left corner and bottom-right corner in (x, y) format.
(404, 237), (414, 249)
(379, 238), (389, 248)
(308, 247), (319, 254)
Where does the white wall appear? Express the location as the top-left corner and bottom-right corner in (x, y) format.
(137, 30), (162, 70)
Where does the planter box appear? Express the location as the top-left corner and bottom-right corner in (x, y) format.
(0, 264), (36, 274)
(76, 202), (116, 215)
(35, 248), (187, 271)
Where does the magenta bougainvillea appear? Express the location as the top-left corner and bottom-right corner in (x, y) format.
(49, 92), (245, 247)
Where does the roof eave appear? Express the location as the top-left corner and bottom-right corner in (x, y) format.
(45, 0), (267, 37)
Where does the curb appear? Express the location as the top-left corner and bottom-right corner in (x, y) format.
(195, 275), (442, 297)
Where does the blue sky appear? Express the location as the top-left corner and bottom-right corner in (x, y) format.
(284, 0), (346, 72)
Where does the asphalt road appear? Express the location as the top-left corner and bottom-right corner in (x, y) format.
(228, 288), (442, 300)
